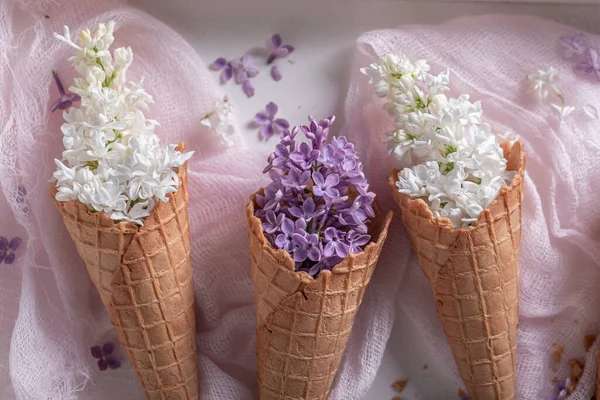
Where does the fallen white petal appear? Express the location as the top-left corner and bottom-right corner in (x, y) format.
(584, 104), (599, 120)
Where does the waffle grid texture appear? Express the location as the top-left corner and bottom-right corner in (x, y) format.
(389, 142), (526, 400)
(246, 195), (393, 400)
(52, 162), (198, 400)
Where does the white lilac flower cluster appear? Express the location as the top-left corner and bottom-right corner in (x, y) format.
(52, 22), (193, 225)
(361, 54), (514, 228)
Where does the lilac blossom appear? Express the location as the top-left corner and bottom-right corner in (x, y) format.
(324, 228), (349, 258)
(289, 197), (325, 221)
(550, 377), (572, 400)
(0, 236), (22, 265)
(210, 55), (259, 96)
(210, 57), (234, 83)
(50, 71), (80, 112)
(254, 102), (290, 140)
(290, 142), (319, 169)
(281, 166), (310, 190)
(576, 48), (600, 81)
(231, 54), (260, 84)
(266, 34), (295, 65)
(271, 65), (282, 81)
(91, 341), (121, 371)
(262, 210), (284, 234)
(560, 33), (587, 59)
(255, 115), (375, 278)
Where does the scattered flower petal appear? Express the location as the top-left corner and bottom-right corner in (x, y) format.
(576, 48), (600, 80)
(210, 57), (227, 70)
(551, 103), (576, 121)
(266, 34), (294, 65)
(271, 65), (282, 81)
(201, 96), (235, 145)
(90, 341), (121, 371)
(527, 67), (561, 102)
(560, 33), (587, 59)
(231, 54), (260, 84)
(50, 71), (80, 112)
(584, 103), (599, 120)
(0, 236), (22, 264)
(242, 80), (255, 97)
(254, 102), (289, 141)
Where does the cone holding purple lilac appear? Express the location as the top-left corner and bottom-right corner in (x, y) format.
(247, 115), (392, 399)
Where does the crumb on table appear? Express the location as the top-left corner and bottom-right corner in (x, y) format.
(392, 380), (407, 393)
(552, 345), (564, 369)
(584, 334), (597, 352)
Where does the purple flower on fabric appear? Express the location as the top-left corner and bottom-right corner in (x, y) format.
(290, 142), (319, 169)
(231, 54), (260, 84)
(312, 171), (340, 199)
(346, 230), (370, 254)
(276, 218), (306, 252)
(266, 34), (295, 65)
(323, 228), (349, 258)
(50, 71), (80, 112)
(292, 233), (321, 262)
(210, 57), (234, 83)
(91, 341), (121, 371)
(289, 198), (325, 221)
(254, 102), (290, 140)
(576, 48), (600, 80)
(560, 33), (587, 59)
(271, 65), (282, 81)
(550, 377), (571, 400)
(262, 210), (285, 234)
(281, 166), (310, 190)
(0, 236), (22, 265)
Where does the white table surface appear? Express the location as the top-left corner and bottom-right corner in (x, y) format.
(129, 0), (600, 398)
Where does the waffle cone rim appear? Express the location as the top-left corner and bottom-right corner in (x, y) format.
(246, 193), (393, 286)
(49, 142), (188, 233)
(387, 141), (525, 232)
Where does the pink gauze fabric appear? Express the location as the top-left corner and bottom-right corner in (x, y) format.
(3, 0), (600, 398)
(342, 14), (600, 400)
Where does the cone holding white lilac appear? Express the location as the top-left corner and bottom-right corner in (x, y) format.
(363, 54), (526, 399)
(50, 22), (198, 399)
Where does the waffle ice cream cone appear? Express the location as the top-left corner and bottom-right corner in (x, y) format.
(247, 195), (393, 400)
(51, 161), (198, 400)
(388, 142), (526, 400)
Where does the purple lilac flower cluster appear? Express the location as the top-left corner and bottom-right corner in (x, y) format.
(255, 115), (376, 278)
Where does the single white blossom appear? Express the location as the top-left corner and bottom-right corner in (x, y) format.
(527, 67), (561, 102)
(550, 103), (576, 121)
(201, 96), (235, 145)
(584, 103), (599, 120)
(52, 21), (194, 225)
(363, 53), (514, 228)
